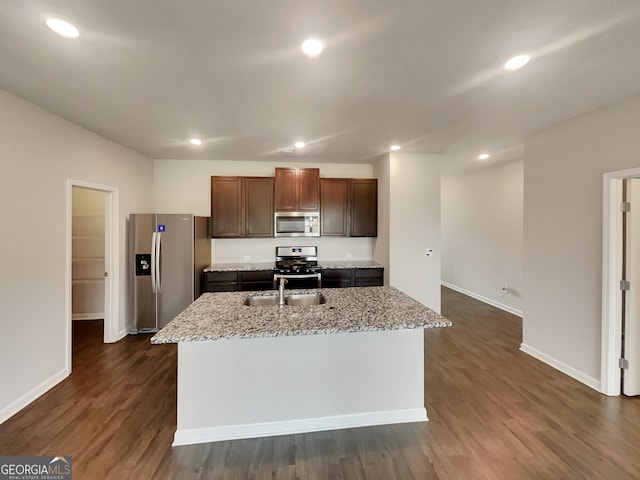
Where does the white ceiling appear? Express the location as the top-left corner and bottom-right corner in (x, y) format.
(2, 0), (640, 172)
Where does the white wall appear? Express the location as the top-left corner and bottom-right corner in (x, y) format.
(373, 156), (390, 286)
(374, 153), (441, 312)
(211, 237), (373, 263)
(523, 92), (640, 389)
(153, 159), (375, 262)
(0, 89), (153, 423)
(442, 159), (523, 316)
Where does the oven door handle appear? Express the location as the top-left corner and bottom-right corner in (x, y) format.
(277, 273), (321, 279)
(273, 272), (322, 289)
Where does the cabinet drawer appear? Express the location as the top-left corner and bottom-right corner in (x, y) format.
(238, 270), (274, 291)
(354, 268), (383, 278)
(354, 278), (382, 287)
(239, 270), (273, 282)
(323, 278), (352, 288)
(204, 271), (238, 282)
(238, 281), (274, 292)
(322, 268), (352, 279)
(204, 282), (238, 292)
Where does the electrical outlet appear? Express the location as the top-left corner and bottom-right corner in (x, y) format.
(346, 253), (353, 258)
(244, 255), (252, 262)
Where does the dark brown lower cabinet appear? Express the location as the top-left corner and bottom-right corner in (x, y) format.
(322, 267), (384, 288)
(322, 268), (353, 288)
(353, 268), (384, 287)
(238, 270), (274, 291)
(203, 267), (383, 293)
(203, 270), (274, 293)
(202, 271), (238, 293)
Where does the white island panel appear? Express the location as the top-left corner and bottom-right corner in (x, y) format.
(174, 328), (426, 445)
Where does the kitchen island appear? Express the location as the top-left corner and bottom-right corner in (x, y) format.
(151, 286), (450, 446)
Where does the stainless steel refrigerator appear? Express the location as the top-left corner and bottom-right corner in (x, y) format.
(129, 214), (210, 333)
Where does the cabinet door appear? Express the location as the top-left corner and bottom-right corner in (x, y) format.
(211, 177), (244, 237)
(202, 271), (239, 293)
(274, 168), (297, 211)
(320, 178), (349, 236)
(244, 177), (274, 237)
(239, 270), (274, 291)
(322, 268), (353, 288)
(354, 267), (383, 286)
(350, 179), (377, 237)
(298, 168), (320, 211)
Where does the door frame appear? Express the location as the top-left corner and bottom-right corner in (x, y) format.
(66, 179), (120, 372)
(601, 167), (640, 396)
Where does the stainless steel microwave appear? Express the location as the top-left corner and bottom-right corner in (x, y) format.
(274, 211), (320, 237)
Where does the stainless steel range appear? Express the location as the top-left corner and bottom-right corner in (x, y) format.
(273, 246), (322, 289)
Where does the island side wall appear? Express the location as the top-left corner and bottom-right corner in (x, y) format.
(173, 329), (426, 445)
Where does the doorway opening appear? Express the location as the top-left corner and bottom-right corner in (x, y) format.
(601, 167), (640, 396)
(66, 180), (120, 374)
(72, 187), (106, 339)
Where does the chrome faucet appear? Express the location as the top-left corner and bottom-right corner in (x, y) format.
(278, 276), (288, 306)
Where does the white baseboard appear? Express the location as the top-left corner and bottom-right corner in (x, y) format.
(72, 313), (104, 321)
(441, 281), (523, 317)
(173, 408), (428, 446)
(116, 328), (129, 341)
(0, 368), (69, 425)
(520, 343), (601, 391)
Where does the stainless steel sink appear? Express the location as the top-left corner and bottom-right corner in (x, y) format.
(244, 293), (326, 307)
(244, 295), (279, 306)
(285, 293), (326, 306)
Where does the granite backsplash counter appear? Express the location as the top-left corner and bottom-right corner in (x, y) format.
(318, 260), (382, 269)
(203, 259), (382, 272)
(151, 286), (450, 344)
(203, 262), (274, 272)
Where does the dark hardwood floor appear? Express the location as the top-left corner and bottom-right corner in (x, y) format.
(1, 289), (640, 479)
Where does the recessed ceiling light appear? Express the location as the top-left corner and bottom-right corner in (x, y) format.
(301, 38), (324, 57)
(478, 153), (490, 160)
(189, 138), (202, 146)
(294, 141), (306, 149)
(504, 54), (530, 71)
(390, 145), (401, 151)
(46, 18), (79, 38)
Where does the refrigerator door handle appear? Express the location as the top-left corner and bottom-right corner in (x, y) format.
(156, 232), (162, 293)
(151, 232), (158, 293)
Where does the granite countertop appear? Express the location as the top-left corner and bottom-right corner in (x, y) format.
(204, 262), (274, 272)
(204, 260), (383, 272)
(151, 286), (451, 344)
(318, 260), (382, 269)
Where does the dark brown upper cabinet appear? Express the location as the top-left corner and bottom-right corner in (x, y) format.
(320, 178), (378, 237)
(320, 178), (349, 236)
(350, 178), (377, 237)
(210, 176), (243, 237)
(244, 177), (274, 237)
(275, 167), (320, 211)
(210, 176), (274, 238)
